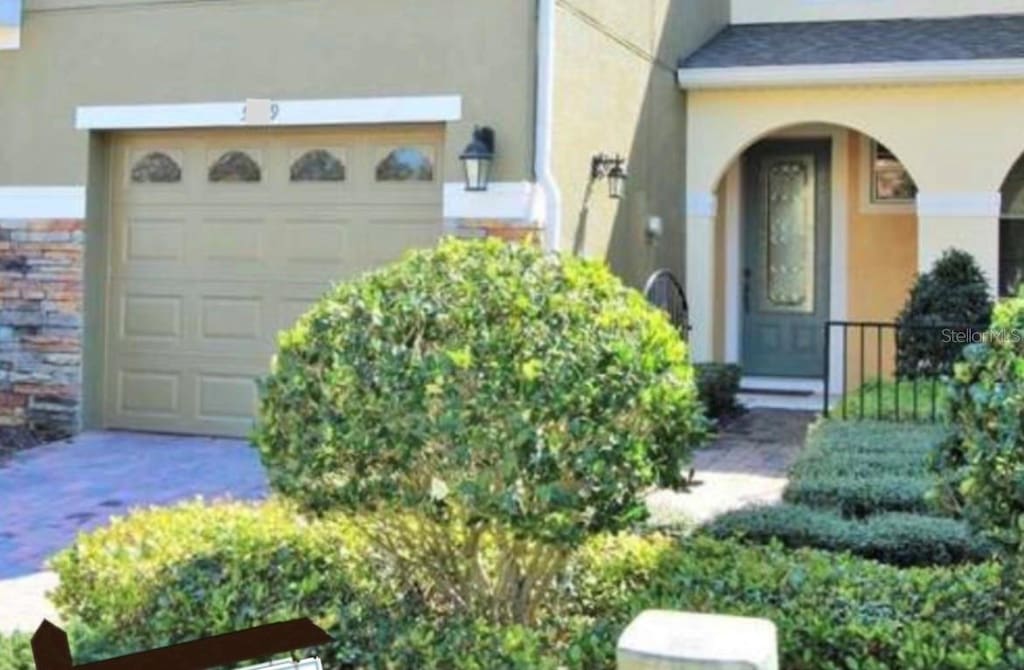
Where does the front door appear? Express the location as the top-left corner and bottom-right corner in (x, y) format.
(742, 139), (831, 377)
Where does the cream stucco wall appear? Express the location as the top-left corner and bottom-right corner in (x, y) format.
(551, 0), (727, 286)
(731, 0), (1024, 23)
(0, 0), (536, 186)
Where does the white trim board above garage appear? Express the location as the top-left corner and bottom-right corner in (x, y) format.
(76, 95), (463, 130)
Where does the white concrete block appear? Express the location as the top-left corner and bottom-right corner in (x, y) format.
(617, 610), (779, 670)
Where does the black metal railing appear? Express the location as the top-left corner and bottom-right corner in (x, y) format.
(822, 320), (986, 422)
(644, 269), (690, 339)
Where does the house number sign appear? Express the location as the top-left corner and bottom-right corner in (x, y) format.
(242, 98), (280, 125)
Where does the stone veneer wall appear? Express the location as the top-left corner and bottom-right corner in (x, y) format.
(0, 219), (84, 439)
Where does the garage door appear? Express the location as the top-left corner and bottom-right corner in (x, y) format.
(104, 126), (444, 436)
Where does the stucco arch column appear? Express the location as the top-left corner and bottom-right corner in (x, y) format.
(916, 192), (1001, 295)
(684, 192), (717, 362)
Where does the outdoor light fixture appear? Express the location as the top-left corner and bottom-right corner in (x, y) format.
(591, 153), (628, 200)
(460, 126), (496, 191)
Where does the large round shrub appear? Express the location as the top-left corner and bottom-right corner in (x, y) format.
(256, 238), (706, 622)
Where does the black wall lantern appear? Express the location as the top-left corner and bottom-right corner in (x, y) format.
(460, 126), (496, 192)
(591, 153), (628, 200)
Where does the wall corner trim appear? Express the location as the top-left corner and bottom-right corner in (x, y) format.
(75, 95), (463, 130)
(0, 187), (86, 219)
(916, 191), (1001, 218)
(443, 182), (540, 221)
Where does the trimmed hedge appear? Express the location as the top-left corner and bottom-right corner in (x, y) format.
(39, 501), (1023, 670)
(705, 504), (993, 566)
(783, 475), (935, 517)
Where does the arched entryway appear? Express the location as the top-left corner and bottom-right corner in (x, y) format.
(693, 122), (921, 389)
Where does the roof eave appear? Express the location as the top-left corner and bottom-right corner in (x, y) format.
(677, 58), (1024, 90)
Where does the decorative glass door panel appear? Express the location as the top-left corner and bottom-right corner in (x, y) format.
(742, 140), (831, 378)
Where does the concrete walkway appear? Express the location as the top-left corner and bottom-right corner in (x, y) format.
(0, 431), (266, 633)
(647, 409), (814, 526)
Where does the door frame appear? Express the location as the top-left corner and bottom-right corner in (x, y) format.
(721, 125), (849, 392)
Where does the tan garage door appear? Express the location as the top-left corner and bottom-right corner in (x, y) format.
(104, 126), (444, 436)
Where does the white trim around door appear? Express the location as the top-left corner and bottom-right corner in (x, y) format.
(76, 95), (463, 130)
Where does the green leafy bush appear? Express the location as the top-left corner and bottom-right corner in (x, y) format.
(47, 502), (1021, 669)
(705, 504), (992, 566)
(49, 500), (404, 668)
(694, 363), (742, 419)
(791, 422), (940, 480)
(255, 238), (707, 623)
(896, 248), (992, 378)
(0, 632), (34, 670)
(941, 296), (1024, 557)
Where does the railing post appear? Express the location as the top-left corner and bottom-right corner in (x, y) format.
(822, 320), (831, 417)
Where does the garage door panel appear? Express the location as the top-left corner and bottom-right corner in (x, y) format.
(116, 369), (182, 417)
(105, 125), (443, 437)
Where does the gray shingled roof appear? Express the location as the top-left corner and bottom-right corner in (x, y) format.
(681, 14), (1024, 68)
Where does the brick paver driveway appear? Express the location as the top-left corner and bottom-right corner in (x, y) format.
(0, 431), (266, 632)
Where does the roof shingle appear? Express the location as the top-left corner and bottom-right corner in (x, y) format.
(681, 14), (1024, 69)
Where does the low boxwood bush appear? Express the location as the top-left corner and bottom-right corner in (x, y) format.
(568, 535), (1021, 670)
(694, 363), (742, 419)
(46, 501), (1022, 669)
(255, 238), (707, 623)
(784, 475), (935, 518)
(705, 504), (993, 566)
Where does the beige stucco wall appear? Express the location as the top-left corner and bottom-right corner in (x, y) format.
(0, 0), (536, 186)
(551, 0), (728, 287)
(731, 0), (1024, 23)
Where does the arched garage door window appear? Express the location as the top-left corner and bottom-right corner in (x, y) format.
(1001, 156), (1024, 296)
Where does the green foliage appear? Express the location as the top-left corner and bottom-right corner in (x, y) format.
(567, 534), (1020, 670)
(782, 420), (948, 518)
(49, 500), (402, 668)
(46, 502), (1022, 669)
(694, 363), (742, 419)
(896, 248), (993, 378)
(705, 504), (992, 566)
(941, 295), (1024, 557)
(836, 378), (950, 422)
(0, 632), (34, 670)
(784, 475), (934, 517)
(255, 238), (706, 622)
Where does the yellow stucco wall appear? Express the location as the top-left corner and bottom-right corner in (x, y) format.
(844, 133), (918, 388)
(731, 0), (1024, 23)
(684, 81), (1024, 360)
(686, 83), (1024, 196)
(551, 0), (727, 287)
(846, 134), (918, 324)
(0, 0), (536, 186)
